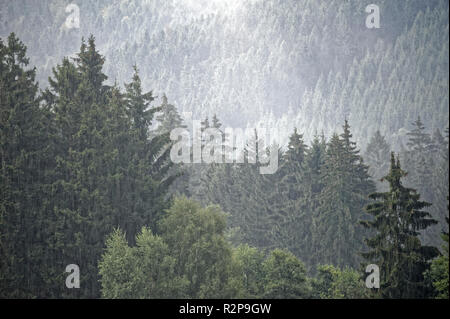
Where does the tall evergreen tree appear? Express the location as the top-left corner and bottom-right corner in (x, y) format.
(364, 130), (391, 190)
(304, 133), (326, 213)
(41, 35), (117, 297)
(123, 65), (174, 233)
(402, 117), (443, 247)
(0, 33), (51, 297)
(314, 121), (375, 269)
(154, 94), (186, 136)
(406, 117), (433, 153)
(361, 153), (439, 298)
(234, 129), (273, 248)
(270, 128), (311, 264)
(403, 117), (435, 199)
(36, 36), (175, 298)
(154, 94), (189, 196)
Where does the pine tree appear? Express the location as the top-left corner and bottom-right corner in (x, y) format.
(155, 94), (186, 136)
(38, 36), (175, 298)
(123, 65), (174, 233)
(314, 121), (375, 269)
(188, 116), (212, 203)
(0, 33), (52, 297)
(234, 129), (273, 248)
(201, 128), (276, 249)
(364, 130), (391, 190)
(315, 133), (353, 267)
(154, 94), (189, 196)
(125, 64), (157, 141)
(403, 117), (435, 197)
(46, 34), (116, 298)
(361, 153), (439, 298)
(402, 117), (442, 247)
(406, 117), (433, 153)
(270, 128), (311, 264)
(305, 133), (326, 208)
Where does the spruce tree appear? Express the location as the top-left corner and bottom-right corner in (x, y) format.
(402, 117), (442, 247)
(270, 128), (311, 264)
(361, 153), (439, 298)
(364, 130), (391, 190)
(235, 129), (273, 248)
(155, 94), (186, 136)
(0, 33), (51, 297)
(154, 94), (189, 196)
(123, 65), (174, 232)
(45, 35), (116, 298)
(39, 36), (175, 298)
(314, 121), (375, 269)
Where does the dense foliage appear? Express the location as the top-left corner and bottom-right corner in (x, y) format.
(1, 34), (175, 298)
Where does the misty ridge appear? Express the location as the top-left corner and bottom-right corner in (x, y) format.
(2, 0), (448, 147)
(0, 0), (448, 300)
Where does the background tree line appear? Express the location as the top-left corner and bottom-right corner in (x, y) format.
(1, 0), (448, 147)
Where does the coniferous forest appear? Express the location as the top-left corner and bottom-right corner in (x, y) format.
(0, 0), (448, 300)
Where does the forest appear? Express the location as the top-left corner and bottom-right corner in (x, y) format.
(0, 0), (448, 299)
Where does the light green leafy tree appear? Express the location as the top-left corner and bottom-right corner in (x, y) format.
(98, 227), (187, 299)
(262, 249), (311, 299)
(312, 265), (370, 299)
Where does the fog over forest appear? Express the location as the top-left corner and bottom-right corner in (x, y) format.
(2, 0), (448, 146)
(0, 0), (448, 300)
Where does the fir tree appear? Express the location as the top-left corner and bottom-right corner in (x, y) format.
(270, 128), (311, 264)
(123, 65), (174, 232)
(0, 33), (51, 297)
(314, 121), (375, 269)
(155, 94), (186, 136)
(361, 153), (439, 298)
(364, 130), (391, 190)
